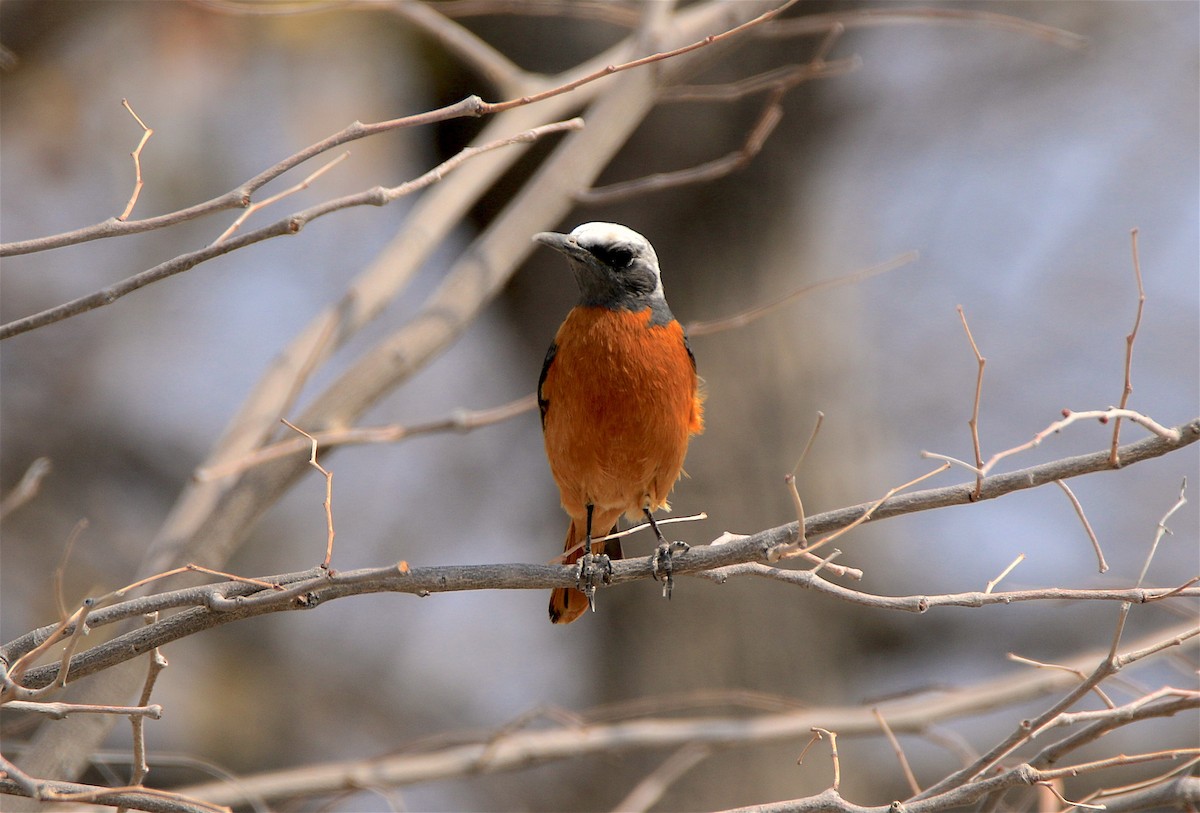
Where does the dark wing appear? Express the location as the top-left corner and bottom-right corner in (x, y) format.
(683, 332), (697, 372)
(537, 342), (557, 429)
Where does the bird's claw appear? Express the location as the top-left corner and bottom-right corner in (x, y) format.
(652, 540), (690, 599)
(576, 552), (613, 613)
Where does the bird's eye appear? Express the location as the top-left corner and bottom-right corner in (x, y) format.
(591, 244), (634, 269)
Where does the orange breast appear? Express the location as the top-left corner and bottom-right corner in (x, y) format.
(541, 307), (703, 521)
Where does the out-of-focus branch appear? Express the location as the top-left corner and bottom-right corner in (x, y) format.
(162, 621), (1195, 806)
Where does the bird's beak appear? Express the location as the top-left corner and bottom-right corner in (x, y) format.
(533, 231), (579, 257)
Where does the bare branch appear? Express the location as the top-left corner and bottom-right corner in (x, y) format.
(0, 118), (582, 339)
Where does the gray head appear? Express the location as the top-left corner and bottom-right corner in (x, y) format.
(533, 222), (670, 318)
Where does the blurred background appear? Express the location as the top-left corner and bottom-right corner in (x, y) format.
(1, 1), (1196, 810)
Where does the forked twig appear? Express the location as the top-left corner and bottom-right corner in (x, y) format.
(213, 151), (350, 244)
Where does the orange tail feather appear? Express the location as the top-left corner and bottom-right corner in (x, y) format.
(549, 517), (622, 624)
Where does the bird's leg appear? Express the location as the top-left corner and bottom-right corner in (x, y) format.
(646, 507), (690, 599)
(577, 503), (612, 612)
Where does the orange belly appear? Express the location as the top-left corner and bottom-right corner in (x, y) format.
(541, 306), (703, 523)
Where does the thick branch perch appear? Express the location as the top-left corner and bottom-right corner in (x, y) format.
(4, 418), (1195, 692)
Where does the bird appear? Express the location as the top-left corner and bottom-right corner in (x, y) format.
(534, 222), (704, 624)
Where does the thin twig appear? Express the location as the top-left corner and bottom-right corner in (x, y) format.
(786, 463), (950, 558)
(809, 727), (841, 791)
(873, 707), (920, 795)
(763, 6), (1089, 50)
(128, 615), (168, 794)
(783, 411), (824, 549)
(195, 394), (536, 481)
(117, 99), (154, 221)
(282, 418), (337, 567)
(687, 252), (918, 337)
(984, 553), (1024, 594)
(1110, 228), (1145, 465)
(1005, 653), (1114, 710)
(0, 456), (52, 519)
(213, 151), (350, 244)
(660, 59), (858, 102)
(1053, 479), (1107, 573)
(53, 519), (89, 620)
(956, 305), (986, 500)
(578, 84), (794, 204)
(612, 743), (712, 813)
(1135, 477), (1187, 588)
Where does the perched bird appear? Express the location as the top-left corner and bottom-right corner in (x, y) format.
(534, 223), (704, 624)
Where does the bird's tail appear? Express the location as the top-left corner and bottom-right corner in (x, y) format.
(549, 516), (622, 624)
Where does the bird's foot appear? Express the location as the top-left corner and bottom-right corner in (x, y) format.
(576, 552), (613, 613)
(652, 540), (690, 599)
